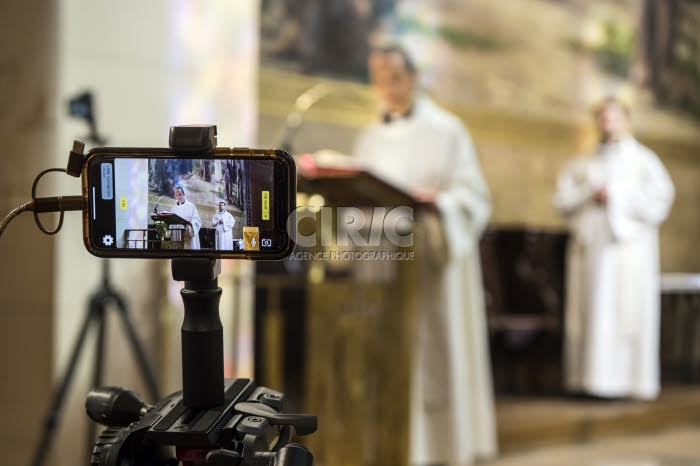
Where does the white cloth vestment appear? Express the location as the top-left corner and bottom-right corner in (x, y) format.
(555, 135), (674, 399)
(212, 210), (236, 250)
(171, 199), (202, 249)
(353, 95), (497, 466)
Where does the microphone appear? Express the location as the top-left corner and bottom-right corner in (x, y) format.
(153, 196), (163, 214)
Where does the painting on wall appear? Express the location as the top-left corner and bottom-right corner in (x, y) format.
(260, 0), (700, 131)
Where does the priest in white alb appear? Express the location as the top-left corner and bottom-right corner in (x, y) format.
(555, 98), (674, 399)
(212, 201), (236, 250)
(171, 186), (202, 249)
(353, 45), (496, 466)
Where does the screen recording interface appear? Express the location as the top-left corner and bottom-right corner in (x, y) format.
(88, 156), (285, 253)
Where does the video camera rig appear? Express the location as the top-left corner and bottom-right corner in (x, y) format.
(82, 127), (316, 465)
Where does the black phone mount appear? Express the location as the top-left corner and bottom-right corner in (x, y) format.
(169, 124), (218, 153)
(84, 126), (316, 466)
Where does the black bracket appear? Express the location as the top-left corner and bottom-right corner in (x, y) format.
(169, 124), (217, 153)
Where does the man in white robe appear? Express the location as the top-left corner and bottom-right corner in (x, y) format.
(212, 201), (236, 250)
(353, 46), (497, 466)
(171, 186), (202, 249)
(555, 98), (675, 399)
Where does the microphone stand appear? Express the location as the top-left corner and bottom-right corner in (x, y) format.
(279, 83), (329, 154)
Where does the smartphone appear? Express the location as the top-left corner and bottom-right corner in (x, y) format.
(82, 147), (295, 259)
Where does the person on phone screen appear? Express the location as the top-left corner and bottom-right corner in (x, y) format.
(555, 98), (674, 399)
(352, 45), (496, 466)
(212, 201), (236, 250)
(171, 186), (202, 249)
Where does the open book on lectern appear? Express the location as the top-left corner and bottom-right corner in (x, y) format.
(296, 150), (433, 209)
(150, 212), (189, 226)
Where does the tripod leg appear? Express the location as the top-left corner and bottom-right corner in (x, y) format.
(30, 305), (97, 466)
(86, 297), (107, 466)
(114, 294), (161, 401)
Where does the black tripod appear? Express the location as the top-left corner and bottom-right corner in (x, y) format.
(31, 259), (160, 466)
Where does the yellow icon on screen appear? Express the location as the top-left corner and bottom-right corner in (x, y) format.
(262, 191), (270, 221)
(243, 226), (260, 251)
(120, 198), (127, 210)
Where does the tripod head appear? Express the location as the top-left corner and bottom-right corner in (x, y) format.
(87, 379), (315, 465)
(84, 126), (316, 465)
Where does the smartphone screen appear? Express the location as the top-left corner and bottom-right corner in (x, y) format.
(84, 149), (295, 259)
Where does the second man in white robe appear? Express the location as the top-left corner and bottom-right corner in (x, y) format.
(212, 201), (236, 250)
(555, 99), (674, 399)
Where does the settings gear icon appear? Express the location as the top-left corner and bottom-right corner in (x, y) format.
(102, 235), (114, 246)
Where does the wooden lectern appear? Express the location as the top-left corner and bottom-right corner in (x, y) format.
(150, 212), (189, 248)
(255, 164), (431, 466)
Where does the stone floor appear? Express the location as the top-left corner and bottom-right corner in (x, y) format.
(497, 386), (700, 453)
(488, 386), (700, 466)
(483, 427), (700, 466)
